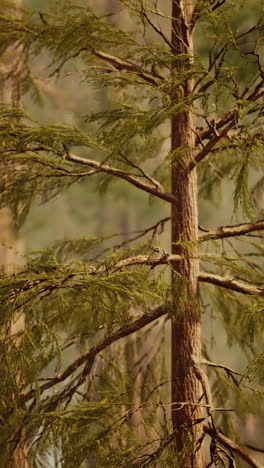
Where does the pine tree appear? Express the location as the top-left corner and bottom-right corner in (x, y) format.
(0, 0), (264, 466)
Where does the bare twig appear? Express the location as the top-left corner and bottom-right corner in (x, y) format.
(114, 216), (170, 249)
(195, 107), (238, 144)
(119, 152), (163, 190)
(140, 7), (174, 51)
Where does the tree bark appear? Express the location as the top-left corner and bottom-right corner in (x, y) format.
(171, 1), (203, 467)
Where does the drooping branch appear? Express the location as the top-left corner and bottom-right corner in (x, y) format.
(1, 145), (176, 205)
(22, 305), (166, 402)
(199, 220), (264, 241)
(65, 153), (177, 204)
(199, 272), (264, 296)
(203, 424), (263, 468)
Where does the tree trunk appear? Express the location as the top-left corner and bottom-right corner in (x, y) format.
(171, 1), (203, 467)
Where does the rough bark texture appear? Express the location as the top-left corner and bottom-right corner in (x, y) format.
(171, 1), (203, 467)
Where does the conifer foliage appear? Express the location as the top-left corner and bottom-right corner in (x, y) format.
(0, 1), (264, 466)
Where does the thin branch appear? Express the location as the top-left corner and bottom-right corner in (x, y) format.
(49, 44), (163, 83)
(195, 107), (238, 144)
(201, 359), (264, 393)
(201, 359), (243, 378)
(196, 81), (264, 145)
(236, 20), (263, 41)
(121, 219), (264, 244)
(114, 216), (170, 249)
(226, 238), (263, 274)
(200, 220), (264, 241)
(119, 151), (163, 190)
(92, 49), (163, 86)
(245, 445), (264, 455)
(1, 145), (175, 203)
(65, 152), (177, 205)
(199, 272), (264, 296)
(204, 424), (263, 468)
(140, 7), (175, 51)
(191, 120), (236, 170)
(22, 305), (166, 403)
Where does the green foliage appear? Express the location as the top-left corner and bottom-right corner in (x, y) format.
(0, 0), (263, 466)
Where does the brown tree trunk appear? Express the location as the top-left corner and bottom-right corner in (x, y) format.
(171, 1), (203, 467)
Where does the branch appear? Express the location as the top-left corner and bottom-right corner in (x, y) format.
(111, 253), (181, 272)
(1, 145), (175, 203)
(118, 218), (264, 246)
(140, 8), (175, 52)
(6, 254), (264, 306)
(199, 272), (264, 296)
(65, 153), (177, 205)
(114, 216), (170, 250)
(196, 82), (264, 145)
(204, 424), (263, 468)
(87, 252), (180, 275)
(200, 220), (264, 241)
(22, 305), (166, 402)
(195, 107), (238, 144)
(190, 119), (236, 170)
(92, 49), (163, 86)
(119, 151), (162, 190)
(201, 359), (242, 375)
